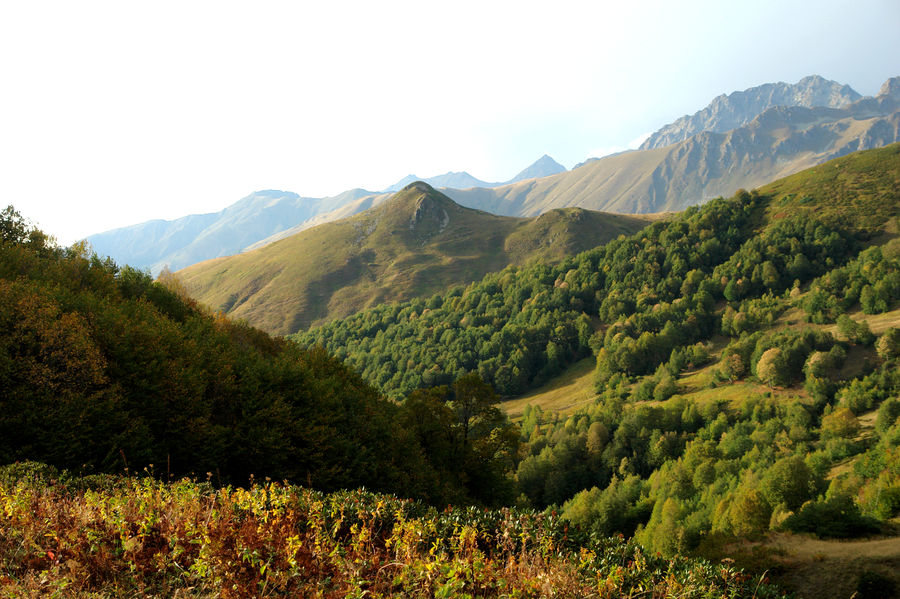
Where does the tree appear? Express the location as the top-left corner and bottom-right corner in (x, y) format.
(761, 455), (815, 510)
(729, 488), (772, 535)
(586, 421), (609, 456)
(404, 374), (519, 506)
(821, 407), (860, 440)
(876, 328), (900, 360)
(756, 347), (786, 387)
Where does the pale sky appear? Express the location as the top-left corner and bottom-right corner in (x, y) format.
(1, 0), (898, 244)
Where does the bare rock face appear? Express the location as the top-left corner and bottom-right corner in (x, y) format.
(640, 75), (862, 150)
(409, 194), (450, 234)
(878, 76), (900, 99)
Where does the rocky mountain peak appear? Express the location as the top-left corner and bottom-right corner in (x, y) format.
(509, 155), (567, 183)
(640, 75), (862, 150)
(878, 76), (900, 99)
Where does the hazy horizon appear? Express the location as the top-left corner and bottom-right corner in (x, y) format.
(2, 0), (898, 244)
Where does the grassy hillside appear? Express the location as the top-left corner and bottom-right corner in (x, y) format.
(760, 141), (900, 235)
(180, 182), (650, 335)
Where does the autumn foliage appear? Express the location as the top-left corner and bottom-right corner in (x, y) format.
(0, 464), (784, 598)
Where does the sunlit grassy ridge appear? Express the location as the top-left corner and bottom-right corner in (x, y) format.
(180, 183), (649, 335)
(0, 463), (784, 598)
(761, 142), (900, 235)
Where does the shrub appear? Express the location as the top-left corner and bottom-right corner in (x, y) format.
(782, 493), (880, 538)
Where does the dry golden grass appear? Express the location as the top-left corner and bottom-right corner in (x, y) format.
(501, 357), (597, 421)
(717, 532), (900, 599)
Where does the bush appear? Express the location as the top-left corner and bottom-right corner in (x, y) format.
(781, 493), (880, 538)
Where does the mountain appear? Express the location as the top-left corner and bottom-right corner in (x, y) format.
(508, 154), (567, 182)
(88, 155), (568, 273)
(244, 155), (572, 251)
(640, 74), (862, 150)
(86, 188), (375, 273)
(86, 76), (896, 276)
(384, 155), (569, 192)
(178, 182), (650, 335)
(296, 144), (900, 399)
(384, 171), (493, 192)
(444, 77), (900, 216)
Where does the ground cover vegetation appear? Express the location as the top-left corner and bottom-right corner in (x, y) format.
(0, 462), (784, 598)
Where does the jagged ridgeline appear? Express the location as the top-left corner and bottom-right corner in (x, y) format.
(0, 207), (463, 499)
(179, 182), (649, 335)
(294, 144), (900, 400)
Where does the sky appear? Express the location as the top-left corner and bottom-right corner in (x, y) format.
(1, 0), (898, 244)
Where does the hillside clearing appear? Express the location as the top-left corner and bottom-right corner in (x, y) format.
(501, 357), (596, 420)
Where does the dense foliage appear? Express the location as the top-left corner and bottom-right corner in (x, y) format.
(0, 463), (784, 598)
(0, 206), (515, 507)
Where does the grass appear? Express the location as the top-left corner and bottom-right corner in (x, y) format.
(825, 306), (900, 337)
(702, 531), (900, 599)
(762, 143), (900, 236)
(181, 185), (649, 336)
(501, 358), (597, 421)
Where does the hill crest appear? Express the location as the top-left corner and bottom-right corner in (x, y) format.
(179, 185), (649, 335)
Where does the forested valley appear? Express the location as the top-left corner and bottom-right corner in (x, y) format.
(2, 144), (900, 597)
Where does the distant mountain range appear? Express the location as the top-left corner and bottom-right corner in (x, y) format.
(87, 155), (567, 273)
(383, 155), (567, 192)
(444, 76), (900, 215)
(88, 75), (900, 275)
(178, 183), (650, 335)
(87, 188), (376, 274)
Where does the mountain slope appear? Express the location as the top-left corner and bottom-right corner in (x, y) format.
(179, 183), (650, 335)
(445, 78), (900, 216)
(640, 74), (861, 150)
(87, 188), (375, 273)
(295, 144), (900, 401)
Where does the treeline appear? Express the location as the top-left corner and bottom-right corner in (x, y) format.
(297, 188), (861, 399)
(0, 207), (513, 507)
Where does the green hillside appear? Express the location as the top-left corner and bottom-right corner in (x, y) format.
(297, 145), (899, 401)
(293, 144), (900, 597)
(179, 182), (650, 335)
